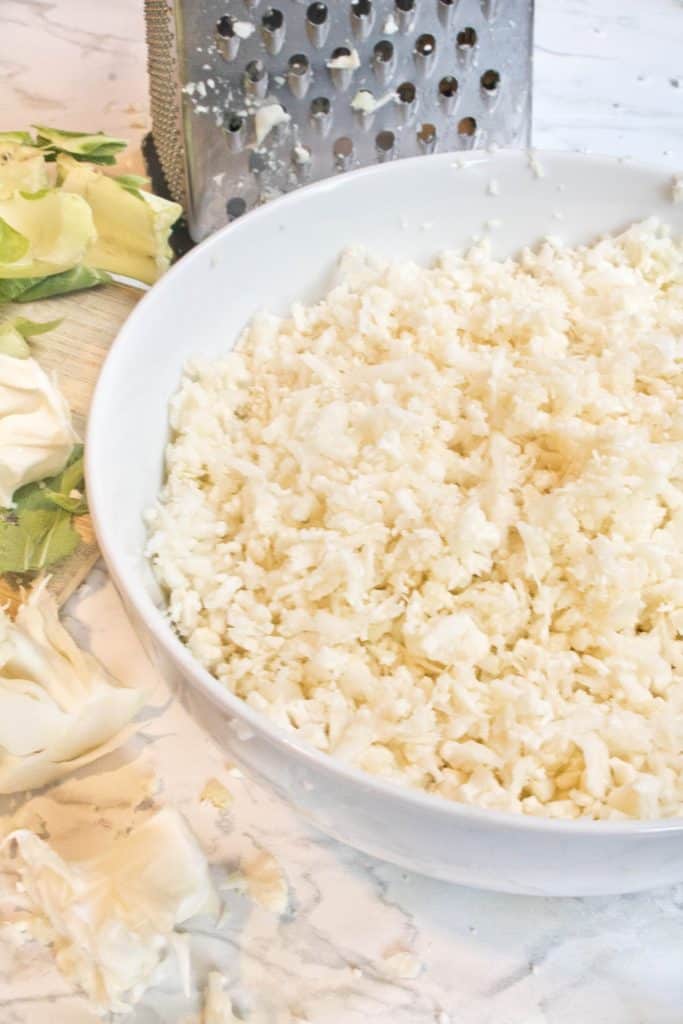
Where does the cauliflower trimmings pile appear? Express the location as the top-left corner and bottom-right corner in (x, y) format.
(147, 220), (683, 821)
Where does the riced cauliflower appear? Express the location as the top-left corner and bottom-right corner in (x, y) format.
(147, 220), (683, 821)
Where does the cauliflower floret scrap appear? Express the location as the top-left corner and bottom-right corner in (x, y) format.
(0, 809), (218, 1014)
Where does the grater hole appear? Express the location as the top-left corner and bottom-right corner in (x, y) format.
(226, 197), (247, 220)
(306, 1), (329, 46)
(438, 0), (454, 24)
(439, 75), (458, 98)
(376, 130), (395, 152)
(350, 0), (373, 39)
(334, 136), (354, 156)
(310, 96), (331, 116)
(458, 115), (477, 135)
(457, 27), (477, 47)
(216, 15), (236, 38)
(328, 47), (356, 89)
(307, 1), (328, 24)
(245, 59), (267, 82)
(397, 81), (416, 103)
(333, 136), (354, 163)
(261, 7), (285, 54)
(289, 53), (310, 75)
(394, 0), (416, 32)
(374, 40), (394, 62)
(438, 0), (456, 22)
(395, 81), (416, 122)
(351, 0), (372, 16)
(481, 68), (500, 91)
(226, 114), (245, 133)
(415, 33), (436, 56)
(417, 123), (436, 145)
(288, 53), (311, 96)
(262, 8), (284, 32)
(216, 15), (241, 60)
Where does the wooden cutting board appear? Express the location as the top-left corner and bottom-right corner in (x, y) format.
(0, 283), (141, 614)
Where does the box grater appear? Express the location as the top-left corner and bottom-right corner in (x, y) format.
(144, 0), (534, 242)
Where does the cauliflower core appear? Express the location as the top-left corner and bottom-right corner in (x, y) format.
(148, 221), (683, 821)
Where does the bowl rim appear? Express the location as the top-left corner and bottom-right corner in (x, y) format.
(87, 147), (683, 838)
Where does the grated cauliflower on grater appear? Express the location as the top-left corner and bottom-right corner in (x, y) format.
(147, 220), (683, 821)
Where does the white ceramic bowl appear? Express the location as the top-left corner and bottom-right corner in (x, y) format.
(87, 150), (683, 896)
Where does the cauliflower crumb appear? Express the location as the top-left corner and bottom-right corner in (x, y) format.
(527, 150), (546, 178)
(672, 175), (683, 204)
(351, 90), (394, 115)
(242, 850), (288, 913)
(254, 104), (290, 146)
(380, 950), (422, 979)
(200, 778), (232, 809)
(351, 90), (377, 114)
(327, 49), (360, 71)
(293, 144), (311, 165)
(232, 20), (254, 39)
(149, 220), (683, 821)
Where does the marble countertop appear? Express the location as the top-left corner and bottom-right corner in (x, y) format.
(1, 2), (683, 1023)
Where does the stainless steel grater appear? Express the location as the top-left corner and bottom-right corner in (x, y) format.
(144, 0), (534, 242)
